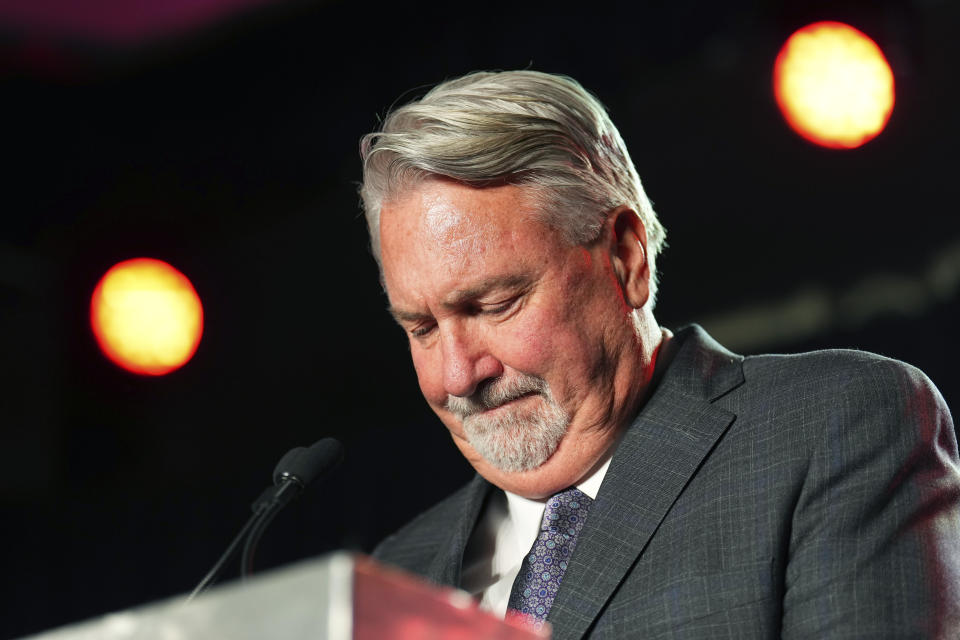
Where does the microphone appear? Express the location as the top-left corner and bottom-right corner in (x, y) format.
(187, 438), (344, 601)
(269, 438), (345, 509)
(240, 439), (345, 577)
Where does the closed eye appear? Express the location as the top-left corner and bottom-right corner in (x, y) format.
(410, 323), (436, 338)
(483, 297), (519, 315)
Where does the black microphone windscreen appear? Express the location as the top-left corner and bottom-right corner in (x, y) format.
(273, 438), (344, 487)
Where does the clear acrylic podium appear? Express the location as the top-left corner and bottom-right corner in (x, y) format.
(21, 553), (547, 639)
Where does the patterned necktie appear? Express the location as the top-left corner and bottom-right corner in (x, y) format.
(507, 487), (593, 627)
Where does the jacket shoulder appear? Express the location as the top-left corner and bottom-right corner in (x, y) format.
(734, 347), (954, 462)
(741, 348), (946, 409)
(372, 475), (488, 578)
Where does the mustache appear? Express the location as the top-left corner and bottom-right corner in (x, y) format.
(445, 374), (548, 419)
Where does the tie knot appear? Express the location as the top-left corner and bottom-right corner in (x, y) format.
(542, 487), (593, 534)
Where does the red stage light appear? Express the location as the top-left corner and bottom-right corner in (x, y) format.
(774, 21), (895, 149)
(90, 258), (203, 375)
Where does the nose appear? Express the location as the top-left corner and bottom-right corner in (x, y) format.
(440, 323), (503, 398)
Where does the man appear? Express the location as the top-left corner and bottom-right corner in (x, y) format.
(358, 70), (960, 638)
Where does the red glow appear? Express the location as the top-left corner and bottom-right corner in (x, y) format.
(90, 258), (203, 376)
(774, 21), (895, 149)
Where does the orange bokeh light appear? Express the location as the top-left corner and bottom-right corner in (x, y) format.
(90, 258), (203, 375)
(774, 21), (895, 149)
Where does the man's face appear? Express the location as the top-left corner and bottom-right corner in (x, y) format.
(379, 178), (648, 498)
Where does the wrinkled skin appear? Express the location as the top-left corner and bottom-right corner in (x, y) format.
(380, 178), (667, 498)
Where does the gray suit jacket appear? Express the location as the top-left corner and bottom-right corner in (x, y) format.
(374, 325), (960, 638)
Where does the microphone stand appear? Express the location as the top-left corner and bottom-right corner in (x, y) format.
(186, 487), (273, 602)
(240, 479), (302, 579)
(185, 438), (343, 602)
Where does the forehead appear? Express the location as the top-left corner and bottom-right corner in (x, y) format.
(378, 179), (565, 303)
(384, 178), (539, 237)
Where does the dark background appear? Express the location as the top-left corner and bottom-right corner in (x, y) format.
(2, 0), (958, 636)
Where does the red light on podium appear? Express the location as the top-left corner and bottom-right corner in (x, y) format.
(90, 258), (203, 375)
(774, 21), (895, 149)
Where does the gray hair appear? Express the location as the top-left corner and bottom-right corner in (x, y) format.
(359, 70), (666, 302)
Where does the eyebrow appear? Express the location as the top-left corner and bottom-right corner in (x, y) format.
(388, 274), (531, 325)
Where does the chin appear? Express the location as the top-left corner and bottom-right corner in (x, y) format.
(463, 411), (569, 473)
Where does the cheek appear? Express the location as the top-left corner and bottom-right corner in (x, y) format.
(507, 285), (619, 383)
(498, 307), (558, 373)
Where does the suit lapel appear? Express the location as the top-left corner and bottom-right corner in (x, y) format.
(547, 326), (745, 639)
(425, 473), (493, 586)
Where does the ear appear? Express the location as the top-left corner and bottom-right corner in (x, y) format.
(606, 206), (650, 309)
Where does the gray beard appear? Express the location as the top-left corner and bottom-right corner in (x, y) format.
(446, 375), (570, 472)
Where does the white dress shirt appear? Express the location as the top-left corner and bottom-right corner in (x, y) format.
(460, 457), (612, 618)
